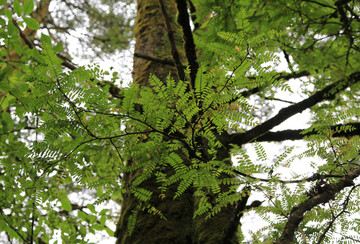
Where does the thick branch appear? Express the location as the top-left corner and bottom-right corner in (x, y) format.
(277, 167), (360, 243)
(222, 186), (250, 243)
(188, 0), (200, 30)
(158, 0), (186, 81)
(234, 169), (343, 184)
(175, 0), (199, 88)
(229, 71), (360, 146)
(254, 122), (360, 142)
(134, 52), (175, 66)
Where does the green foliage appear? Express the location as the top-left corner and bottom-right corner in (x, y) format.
(1, 0), (360, 243)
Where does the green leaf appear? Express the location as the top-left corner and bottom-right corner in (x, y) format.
(13, 0), (22, 16)
(40, 33), (52, 44)
(4, 8), (13, 20)
(59, 192), (72, 212)
(0, 0), (7, 5)
(92, 224), (104, 231)
(87, 204), (97, 214)
(1, 112), (13, 131)
(23, 0), (34, 15)
(0, 17), (5, 26)
(0, 216), (6, 231)
(87, 214), (97, 224)
(23, 17), (39, 30)
(100, 215), (106, 226)
(53, 43), (63, 52)
(78, 211), (87, 221)
(99, 209), (109, 215)
(0, 95), (15, 110)
(105, 227), (114, 237)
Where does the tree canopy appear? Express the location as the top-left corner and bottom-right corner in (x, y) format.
(1, 0), (360, 243)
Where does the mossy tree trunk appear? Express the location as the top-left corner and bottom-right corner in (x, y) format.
(115, 1), (244, 243)
(115, 1), (194, 243)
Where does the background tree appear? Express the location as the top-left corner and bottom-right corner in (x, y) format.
(1, 0), (360, 243)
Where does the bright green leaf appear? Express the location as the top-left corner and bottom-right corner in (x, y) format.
(100, 215), (106, 226)
(78, 211), (87, 221)
(87, 214), (97, 224)
(40, 33), (51, 44)
(0, 0), (7, 5)
(7, 20), (17, 35)
(13, 0), (22, 16)
(1, 112), (13, 131)
(59, 192), (72, 212)
(92, 224), (104, 231)
(23, 17), (39, 30)
(87, 204), (96, 214)
(4, 8), (12, 20)
(105, 227), (114, 237)
(99, 209), (110, 215)
(23, 0), (34, 15)
(0, 17), (5, 26)
(53, 43), (63, 52)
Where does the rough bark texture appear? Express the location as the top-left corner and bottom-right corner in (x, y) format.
(115, 1), (243, 243)
(131, 0), (182, 86)
(115, 1), (193, 243)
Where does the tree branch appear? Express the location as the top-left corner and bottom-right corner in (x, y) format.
(277, 167), (360, 243)
(134, 52), (175, 66)
(316, 185), (359, 244)
(240, 70), (310, 97)
(222, 186), (250, 243)
(158, 0), (186, 81)
(228, 71), (360, 146)
(175, 0), (199, 88)
(12, 19), (78, 71)
(187, 0), (200, 30)
(253, 122), (360, 142)
(233, 169), (343, 184)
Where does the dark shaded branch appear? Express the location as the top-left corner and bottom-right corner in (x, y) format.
(222, 186), (250, 244)
(254, 122), (360, 142)
(56, 53), (77, 70)
(12, 19), (78, 71)
(229, 71), (360, 146)
(134, 52), (175, 66)
(175, 0), (199, 88)
(316, 185), (359, 244)
(0, 207), (26, 242)
(96, 80), (124, 99)
(303, 0), (337, 9)
(12, 19), (35, 49)
(158, 0), (186, 81)
(188, 0), (200, 30)
(234, 169), (343, 184)
(240, 70), (311, 97)
(263, 96), (296, 104)
(333, 231), (360, 243)
(344, 4), (360, 23)
(277, 167), (360, 243)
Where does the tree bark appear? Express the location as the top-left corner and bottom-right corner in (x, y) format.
(115, 1), (194, 243)
(115, 1), (244, 243)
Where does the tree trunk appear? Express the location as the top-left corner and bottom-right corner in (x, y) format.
(115, 1), (194, 243)
(115, 1), (244, 243)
